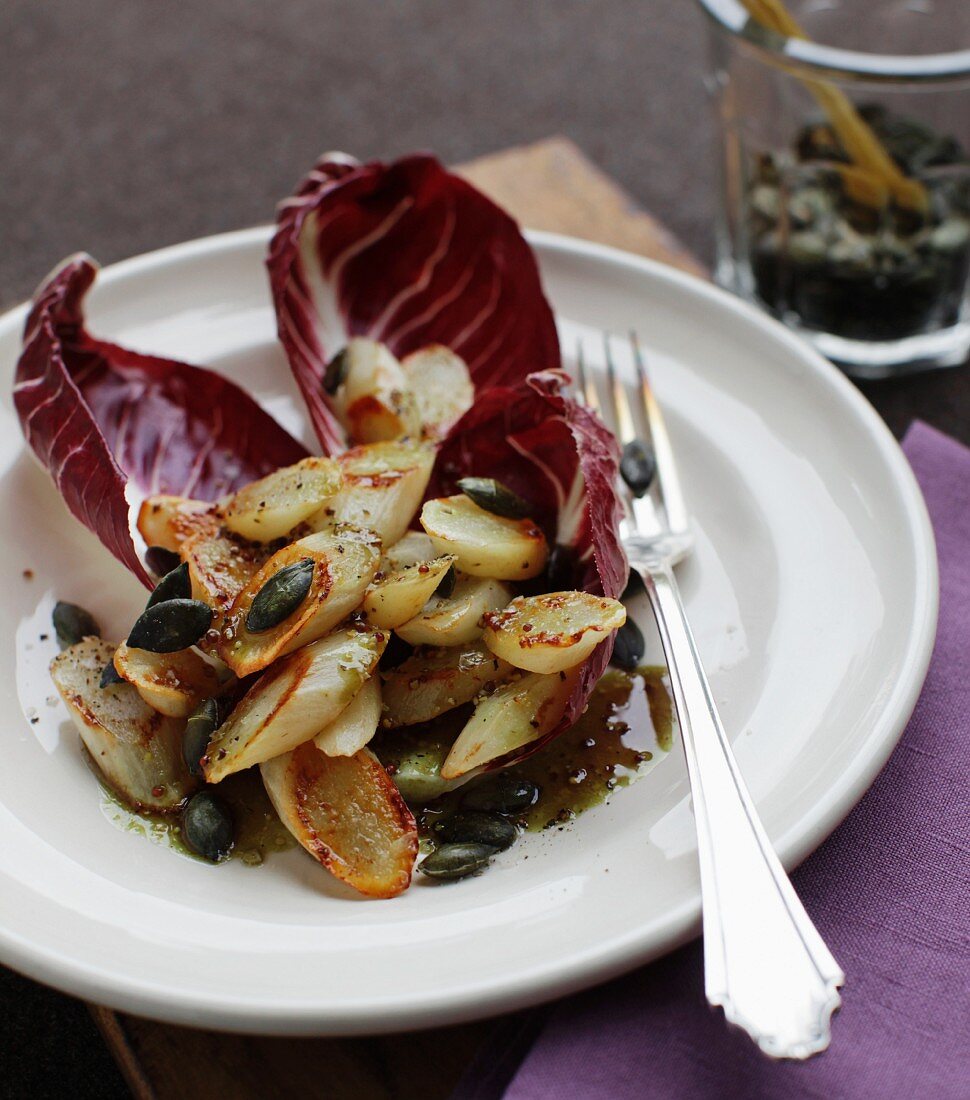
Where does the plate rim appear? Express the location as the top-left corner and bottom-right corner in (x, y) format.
(0, 226), (938, 1034)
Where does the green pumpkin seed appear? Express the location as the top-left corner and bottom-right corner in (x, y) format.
(246, 558), (315, 633)
(434, 563), (457, 600)
(749, 184), (781, 222)
(145, 546), (181, 578)
(99, 660), (125, 689)
(787, 190), (833, 230)
(322, 348), (350, 394)
(433, 810), (516, 851)
(52, 601), (100, 647)
(545, 543), (577, 590)
(929, 219), (970, 255)
(183, 697), (219, 776)
(146, 561), (191, 609)
(457, 477), (531, 519)
(462, 773), (539, 815)
(622, 571), (646, 602)
(420, 842), (495, 880)
(182, 790), (234, 862)
(127, 599), (213, 653)
(620, 440), (656, 497)
(611, 618), (645, 671)
(788, 231), (828, 267)
(378, 632), (415, 671)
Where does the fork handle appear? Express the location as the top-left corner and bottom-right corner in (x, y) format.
(634, 559), (844, 1059)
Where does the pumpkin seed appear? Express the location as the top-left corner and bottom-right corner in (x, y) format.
(545, 543), (577, 590)
(457, 477), (531, 519)
(379, 632), (414, 671)
(857, 103), (963, 177)
(420, 842), (494, 880)
(620, 440), (656, 497)
(434, 563), (457, 600)
(245, 558), (315, 633)
(433, 810), (516, 851)
(611, 618), (645, 671)
(127, 599), (213, 653)
(622, 571), (646, 602)
(52, 601), (100, 647)
(182, 790), (234, 862)
(462, 773), (539, 815)
(183, 697), (219, 776)
(929, 219), (970, 255)
(99, 660), (125, 688)
(749, 184), (781, 222)
(145, 545), (181, 578)
(322, 348), (350, 394)
(787, 190), (833, 231)
(787, 231), (828, 267)
(146, 561), (191, 609)
(215, 694), (237, 725)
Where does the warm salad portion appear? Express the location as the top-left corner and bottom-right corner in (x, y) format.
(15, 153), (632, 898)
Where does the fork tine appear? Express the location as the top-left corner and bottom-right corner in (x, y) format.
(604, 333), (636, 444)
(576, 336), (639, 535)
(575, 338), (598, 410)
(595, 334), (620, 440)
(630, 330), (689, 535)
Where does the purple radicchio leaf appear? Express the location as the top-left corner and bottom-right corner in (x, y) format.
(431, 369), (629, 768)
(267, 152), (561, 454)
(13, 254), (309, 587)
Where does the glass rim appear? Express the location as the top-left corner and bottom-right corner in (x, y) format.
(695, 0), (970, 83)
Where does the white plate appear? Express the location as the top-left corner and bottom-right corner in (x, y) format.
(0, 230), (937, 1034)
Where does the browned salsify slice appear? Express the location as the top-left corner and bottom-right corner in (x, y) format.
(261, 742), (417, 898)
(136, 495), (219, 552)
(394, 575), (512, 647)
(482, 591), (626, 675)
(441, 666), (582, 780)
(361, 555), (455, 630)
(217, 528), (380, 677)
(179, 527), (273, 641)
(400, 344), (474, 439)
(220, 456), (343, 542)
(420, 495), (549, 580)
(306, 440), (436, 547)
(203, 627), (386, 782)
(332, 339), (420, 444)
(50, 637), (197, 812)
(381, 643), (513, 728)
(112, 642), (229, 718)
(314, 677), (383, 757)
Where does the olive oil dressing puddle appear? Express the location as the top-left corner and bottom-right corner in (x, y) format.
(374, 665), (675, 857)
(93, 666), (674, 870)
(512, 665), (673, 831)
(96, 765), (295, 865)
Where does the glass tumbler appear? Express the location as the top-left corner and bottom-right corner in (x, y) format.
(697, 0), (970, 377)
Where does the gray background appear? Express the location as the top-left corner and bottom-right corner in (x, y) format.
(1, 2), (966, 1097)
(1, 0), (712, 307)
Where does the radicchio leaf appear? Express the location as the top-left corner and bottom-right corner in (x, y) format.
(268, 153), (560, 454)
(431, 369), (629, 768)
(14, 255), (309, 587)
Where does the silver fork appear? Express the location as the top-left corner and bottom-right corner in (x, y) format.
(574, 333), (844, 1060)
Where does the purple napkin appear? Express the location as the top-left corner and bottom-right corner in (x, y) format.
(456, 422), (970, 1100)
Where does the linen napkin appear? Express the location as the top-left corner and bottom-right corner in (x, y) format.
(455, 422), (969, 1100)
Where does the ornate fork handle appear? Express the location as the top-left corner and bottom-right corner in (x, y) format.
(635, 557), (844, 1059)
